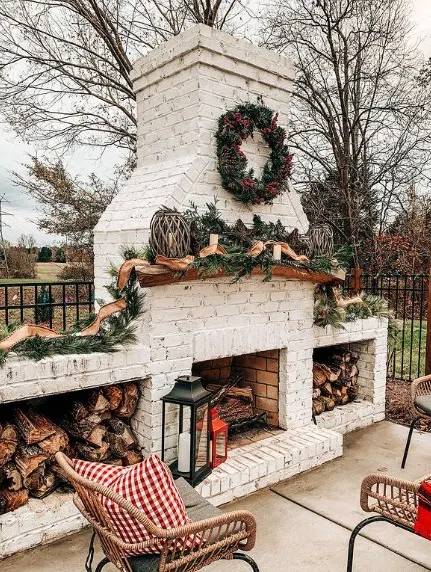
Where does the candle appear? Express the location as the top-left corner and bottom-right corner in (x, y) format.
(177, 432), (191, 473)
(273, 244), (282, 261)
(168, 233), (174, 249)
(209, 234), (219, 246)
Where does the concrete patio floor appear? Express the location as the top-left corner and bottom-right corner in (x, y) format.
(2, 421), (431, 572)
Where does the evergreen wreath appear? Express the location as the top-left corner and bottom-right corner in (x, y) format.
(216, 103), (293, 205)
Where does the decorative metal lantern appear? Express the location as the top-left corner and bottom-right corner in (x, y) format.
(149, 208), (191, 258)
(209, 408), (228, 469)
(307, 224), (334, 258)
(161, 375), (212, 486)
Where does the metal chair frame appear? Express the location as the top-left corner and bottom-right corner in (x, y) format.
(401, 374), (431, 468)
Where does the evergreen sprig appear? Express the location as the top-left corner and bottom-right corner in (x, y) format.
(314, 286), (393, 330)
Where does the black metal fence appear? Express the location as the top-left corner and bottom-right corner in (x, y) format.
(0, 281), (95, 332)
(344, 274), (428, 381)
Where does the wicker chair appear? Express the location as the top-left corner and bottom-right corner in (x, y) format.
(346, 471), (429, 571)
(401, 374), (431, 469)
(55, 452), (259, 572)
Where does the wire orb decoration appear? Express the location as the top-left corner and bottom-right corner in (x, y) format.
(149, 208), (191, 258)
(307, 224), (334, 258)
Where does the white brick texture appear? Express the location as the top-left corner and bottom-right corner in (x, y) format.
(93, 25), (309, 295)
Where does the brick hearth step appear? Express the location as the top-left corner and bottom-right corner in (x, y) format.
(195, 426), (342, 505)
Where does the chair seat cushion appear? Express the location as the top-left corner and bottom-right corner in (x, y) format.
(415, 395), (431, 415)
(128, 479), (221, 572)
(73, 456), (196, 556)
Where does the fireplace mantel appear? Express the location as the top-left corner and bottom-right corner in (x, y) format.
(135, 264), (342, 288)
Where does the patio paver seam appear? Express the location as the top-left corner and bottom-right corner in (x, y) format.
(269, 488), (431, 571)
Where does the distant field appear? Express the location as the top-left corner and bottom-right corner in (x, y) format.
(0, 262), (67, 284)
(35, 262), (67, 281)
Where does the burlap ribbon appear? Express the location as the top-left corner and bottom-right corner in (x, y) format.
(0, 298), (127, 351)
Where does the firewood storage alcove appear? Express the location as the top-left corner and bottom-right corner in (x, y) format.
(0, 382), (142, 516)
(312, 345), (360, 417)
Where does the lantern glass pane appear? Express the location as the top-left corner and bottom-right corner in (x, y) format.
(215, 433), (226, 459)
(194, 404), (209, 471)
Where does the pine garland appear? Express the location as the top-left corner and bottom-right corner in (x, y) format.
(216, 103), (293, 205)
(314, 286), (395, 331)
(0, 277), (144, 366)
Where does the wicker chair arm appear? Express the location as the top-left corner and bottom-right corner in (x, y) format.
(361, 473), (421, 511)
(360, 472), (420, 530)
(159, 509), (256, 548)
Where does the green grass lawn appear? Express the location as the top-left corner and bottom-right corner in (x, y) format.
(391, 319), (426, 380)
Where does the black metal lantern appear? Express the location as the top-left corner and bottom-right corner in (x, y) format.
(161, 375), (212, 486)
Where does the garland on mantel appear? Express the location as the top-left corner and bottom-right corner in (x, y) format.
(216, 103), (293, 204)
(0, 277), (144, 367)
(166, 202), (352, 282)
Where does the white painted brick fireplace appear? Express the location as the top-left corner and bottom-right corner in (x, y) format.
(0, 25), (388, 559)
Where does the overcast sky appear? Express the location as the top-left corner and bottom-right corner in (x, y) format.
(1, 0), (431, 246)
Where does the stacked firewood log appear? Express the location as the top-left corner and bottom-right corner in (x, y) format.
(0, 382), (142, 515)
(312, 349), (359, 417)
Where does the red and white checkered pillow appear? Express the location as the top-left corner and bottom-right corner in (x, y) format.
(73, 455), (196, 555)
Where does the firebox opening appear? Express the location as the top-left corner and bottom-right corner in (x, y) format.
(312, 344), (361, 418)
(192, 350), (281, 448)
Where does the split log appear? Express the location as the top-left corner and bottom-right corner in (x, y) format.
(99, 411), (112, 422)
(321, 396), (336, 411)
(61, 416), (101, 440)
(0, 489), (28, 515)
(74, 441), (110, 462)
(108, 418), (137, 447)
(15, 444), (49, 478)
(86, 424), (108, 448)
(86, 390), (110, 414)
(14, 408), (57, 444)
(69, 401), (90, 422)
(313, 364), (327, 387)
(24, 465), (45, 491)
(316, 363), (340, 382)
(312, 398), (325, 416)
(320, 382), (333, 397)
(122, 450), (143, 466)
(103, 385), (123, 411)
(3, 462), (23, 491)
(38, 427), (69, 456)
(115, 382), (139, 418)
(207, 372), (243, 408)
(0, 423), (18, 467)
(30, 470), (59, 499)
